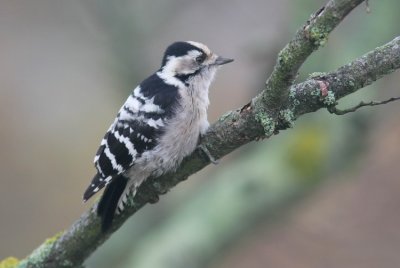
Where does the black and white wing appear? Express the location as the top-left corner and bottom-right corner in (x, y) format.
(83, 73), (180, 201)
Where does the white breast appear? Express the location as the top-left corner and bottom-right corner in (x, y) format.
(120, 68), (217, 211)
(150, 75), (211, 173)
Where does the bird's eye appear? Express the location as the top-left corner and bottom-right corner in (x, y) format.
(195, 54), (206, 64)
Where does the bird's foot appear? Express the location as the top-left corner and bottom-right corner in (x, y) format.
(198, 144), (219, 165)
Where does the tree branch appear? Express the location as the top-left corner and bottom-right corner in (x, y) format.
(290, 36), (400, 116)
(327, 97), (400, 115)
(12, 1), (400, 268)
(257, 0), (365, 113)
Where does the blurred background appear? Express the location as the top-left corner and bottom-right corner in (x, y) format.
(1, 0), (400, 267)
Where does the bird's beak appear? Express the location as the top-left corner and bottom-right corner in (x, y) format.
(214, 56), (234, 66)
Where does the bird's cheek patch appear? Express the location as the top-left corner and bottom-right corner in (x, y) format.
(176, 59), (197, 75)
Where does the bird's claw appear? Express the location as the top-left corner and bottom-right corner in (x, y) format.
(198, 144), (219, 165)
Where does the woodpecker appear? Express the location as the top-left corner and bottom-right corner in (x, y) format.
(83, 41), (233, 231)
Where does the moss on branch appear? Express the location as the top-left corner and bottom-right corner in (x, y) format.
(256, 0), (365, 114)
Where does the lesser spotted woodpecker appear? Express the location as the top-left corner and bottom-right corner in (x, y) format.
(83, 41), (233, 231)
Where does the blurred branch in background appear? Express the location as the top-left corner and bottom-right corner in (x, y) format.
(2, 0), (400, 267)
(118, 120), (363, 268)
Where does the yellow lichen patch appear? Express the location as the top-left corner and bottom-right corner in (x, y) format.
(44, 231), (64, 245)
(0, 257), (20, 268)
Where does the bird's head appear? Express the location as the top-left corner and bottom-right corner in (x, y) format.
(160, 41), (233, 85)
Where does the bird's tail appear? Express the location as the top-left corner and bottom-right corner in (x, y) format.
(97, 175), (129, 232)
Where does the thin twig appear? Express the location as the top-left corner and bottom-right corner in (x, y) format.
(328, 97), (400, 115)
